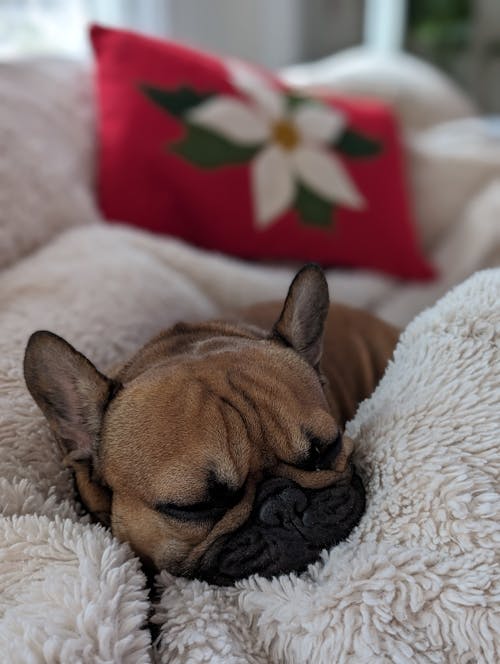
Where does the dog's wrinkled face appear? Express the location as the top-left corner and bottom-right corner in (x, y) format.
(23, 265), (365, 584)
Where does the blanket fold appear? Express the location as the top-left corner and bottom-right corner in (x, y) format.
(0, 226), (498, 663)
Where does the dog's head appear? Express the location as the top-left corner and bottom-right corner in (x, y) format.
(23, 265), (365, 585)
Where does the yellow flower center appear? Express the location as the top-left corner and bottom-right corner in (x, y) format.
(272, 120), (299, 150)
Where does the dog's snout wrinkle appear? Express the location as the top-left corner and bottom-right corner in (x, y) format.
(195, 469), (366, 585)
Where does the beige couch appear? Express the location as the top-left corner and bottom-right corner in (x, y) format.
(0, 52), (499, 663)
(1, 51), (500, 326)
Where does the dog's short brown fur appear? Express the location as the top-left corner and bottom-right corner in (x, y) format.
(24, 265), (398, 583)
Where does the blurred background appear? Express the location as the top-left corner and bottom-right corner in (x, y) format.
(1, 0), (499, 111)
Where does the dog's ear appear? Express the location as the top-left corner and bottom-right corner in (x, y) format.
(23, 331), (118, 524)
(272, 264), (329, 367)
(23, 331), (117, 458)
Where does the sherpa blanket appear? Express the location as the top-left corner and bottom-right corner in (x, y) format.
(0, 225), (499, 663)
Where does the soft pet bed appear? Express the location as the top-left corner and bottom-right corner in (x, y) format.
(0, 225), (498, 663)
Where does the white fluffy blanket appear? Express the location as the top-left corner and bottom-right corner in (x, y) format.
(0, 225), (499, 663)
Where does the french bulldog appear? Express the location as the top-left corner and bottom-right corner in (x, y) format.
(23, 265), (399, 585)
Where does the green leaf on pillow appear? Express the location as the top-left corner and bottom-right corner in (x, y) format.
(334, 130), (382, 157)
(171, 123), (262, 168)
(140, 84), (213, 117)
(285, 92), (309, 110)
(294, 183), (335, 228)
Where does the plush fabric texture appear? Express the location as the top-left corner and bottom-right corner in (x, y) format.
(0, 223), (498, 662)
(90, 25), (433, 280)
(0, 58), (99, 271)
(0, 226), (216, 663)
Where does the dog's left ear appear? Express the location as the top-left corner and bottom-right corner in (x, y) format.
(272, 264), (329, 367)
(23, 331), (118, 524)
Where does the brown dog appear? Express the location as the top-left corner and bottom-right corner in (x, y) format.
(23, 265), (398, 585)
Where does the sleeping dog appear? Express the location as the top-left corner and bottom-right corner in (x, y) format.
(23, 264), (398, 585)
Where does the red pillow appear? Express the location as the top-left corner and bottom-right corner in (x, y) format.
(90, 25), (434, 280)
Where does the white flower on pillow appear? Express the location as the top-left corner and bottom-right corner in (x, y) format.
(187, 61), (365, 227)
(141, 61), (381, 229)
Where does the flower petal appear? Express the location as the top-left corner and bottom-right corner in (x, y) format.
(293, 102), (346, 144)
(291, 146), (365, 209)
(188, 96), (269, 144)
(252, 146), (294, 227)
(227, 59), (285, 120)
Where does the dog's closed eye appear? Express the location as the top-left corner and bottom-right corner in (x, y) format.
(297, 432), (343, 471)
(155, 501), (228, 522)
(155, 480), (246, 523)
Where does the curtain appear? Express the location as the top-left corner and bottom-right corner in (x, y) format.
(0, 1), (405, 64)
(84, 0), (172, 38)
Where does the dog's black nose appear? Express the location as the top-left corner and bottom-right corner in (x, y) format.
(257, 478), (307, 526)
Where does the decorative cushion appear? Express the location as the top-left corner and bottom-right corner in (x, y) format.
(0, 58), (99, 271)
(91, 25), (434, 280)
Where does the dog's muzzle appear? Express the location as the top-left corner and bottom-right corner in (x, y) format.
(195, 466), (365, 586)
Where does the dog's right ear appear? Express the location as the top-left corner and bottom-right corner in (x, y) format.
(272, 263), (329, 368)
(23, 331), (118, 461)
